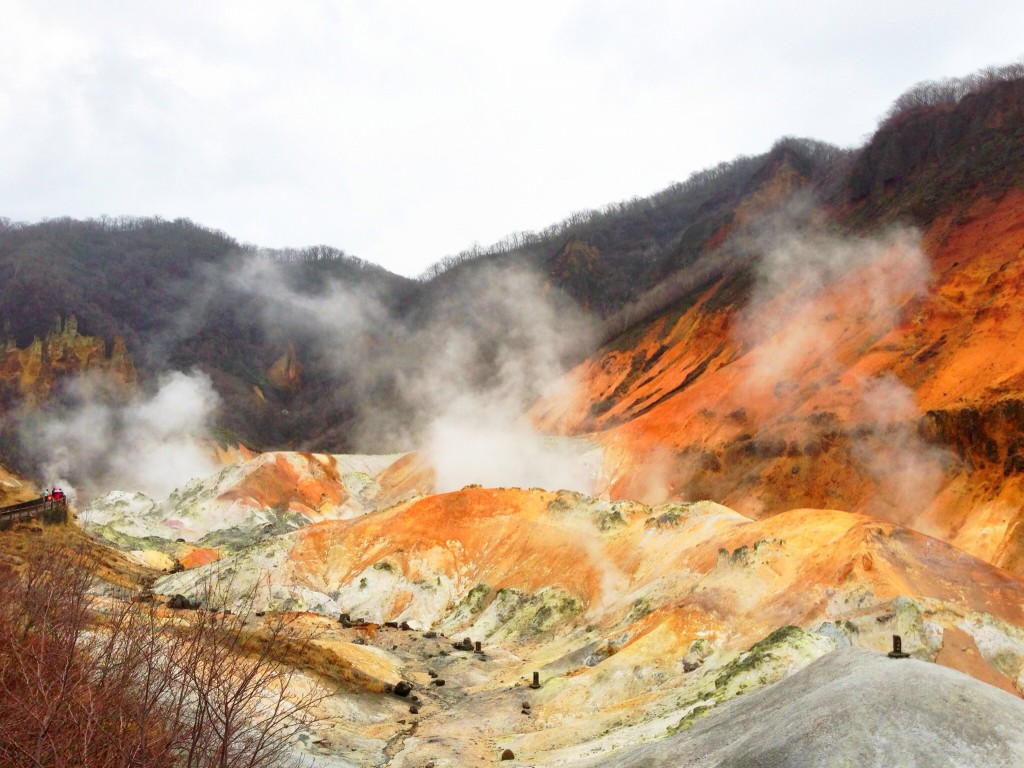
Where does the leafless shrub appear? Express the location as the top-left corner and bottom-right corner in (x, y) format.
(879, 59), (1024, 128)
(0, 540), (327, 767)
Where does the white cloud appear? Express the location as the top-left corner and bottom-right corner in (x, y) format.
(2, 1), (1023, 276)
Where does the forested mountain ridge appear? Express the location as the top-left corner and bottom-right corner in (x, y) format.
(0, 144), (835, 461)
(0, 217), (417, 461)
(2, 63), (1023, 466)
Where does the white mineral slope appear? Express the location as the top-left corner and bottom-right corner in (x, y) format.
(579, 647), (1024, 768)
(83, 450), (415, 545)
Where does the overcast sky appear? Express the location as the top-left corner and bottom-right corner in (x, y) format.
(2, 1), (1022, 277)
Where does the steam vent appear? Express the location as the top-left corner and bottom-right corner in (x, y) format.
(4, 25), (1024, 768)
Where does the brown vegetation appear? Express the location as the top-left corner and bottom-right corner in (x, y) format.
(0, 534), (327, 767)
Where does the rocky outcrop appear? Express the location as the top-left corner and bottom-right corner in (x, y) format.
(549, 238), (604, 311)
(267, 344), (302, 391)
(920, 399), (1024, 474)
(0, 462), (34, 507)
(0, 314), (136, 408)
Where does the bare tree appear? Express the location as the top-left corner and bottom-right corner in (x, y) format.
(0, 537), (328, 767)
(880, 59), (1024, 128)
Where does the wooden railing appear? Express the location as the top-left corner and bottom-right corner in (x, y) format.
(0, 496), (68, 529)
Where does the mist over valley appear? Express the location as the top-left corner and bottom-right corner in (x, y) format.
(4, 39), (1024, 768)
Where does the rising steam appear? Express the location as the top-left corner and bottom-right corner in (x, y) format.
(425, 400), (594, 493)
(851, 374), (952, 524)
(18, 370), (220, 503)
(19, 254), (599, 500)
(226, 256), (599, 493)
(732, 197), (952, 521)
(735, 198), (930, 384)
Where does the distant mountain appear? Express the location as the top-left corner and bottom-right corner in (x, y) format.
(0, 140), (841, 460)
(417, 136), (845, 318)
(3, 62), (1024, 472)
(0, 217), (416, 464)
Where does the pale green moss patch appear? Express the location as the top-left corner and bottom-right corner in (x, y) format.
(667, 625), (836, 734)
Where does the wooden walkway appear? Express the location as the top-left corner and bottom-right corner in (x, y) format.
(0, 495), (68, 528)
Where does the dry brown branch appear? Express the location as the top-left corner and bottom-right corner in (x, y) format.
(0, 538), (329, 767)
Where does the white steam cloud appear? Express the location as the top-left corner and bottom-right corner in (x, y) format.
(734, 197), (952, 521)
(224, 255), (599, 493)
(17, 251), (598, 500)
(19, 370), (220, 503)
(426, 400), (593, 493)
(851, 374), (951, 524)
(737, 200), (931, 385)
(402, 266), (598, 492)
(224, 254), (387, 375)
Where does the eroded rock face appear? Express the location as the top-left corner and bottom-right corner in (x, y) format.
(0, 314), (136, 407)
(0, 462), (34, 506)
(919, 400), (1024, 475)
(267, 344), (303, 391)
(536, 189), (1024, 575)
(130, 485), (1024, 766)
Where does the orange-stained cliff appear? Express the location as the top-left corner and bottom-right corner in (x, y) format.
(0, 314), (136, 407)
(267, 344), (303, 390)
(538, 188), (1024, 576)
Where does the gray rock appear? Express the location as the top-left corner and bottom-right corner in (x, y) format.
(580, 647), (1024, 768)
(166, 594), (197, 610)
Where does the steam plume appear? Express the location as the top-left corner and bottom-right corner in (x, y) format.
(733, 197), (952, 521)
(18, 370), (220, 503)
(851, 374), (952, 524)
(210, 255), (598, 493)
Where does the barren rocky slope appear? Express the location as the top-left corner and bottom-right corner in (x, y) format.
(81, 449), (434, 570)
(526, 77), (1024, 580)
(6, 65), (1024, 767)
(136, 483), (1024, 766)
(537, 189), (1024, 577)
(0, 463), (33, 506)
